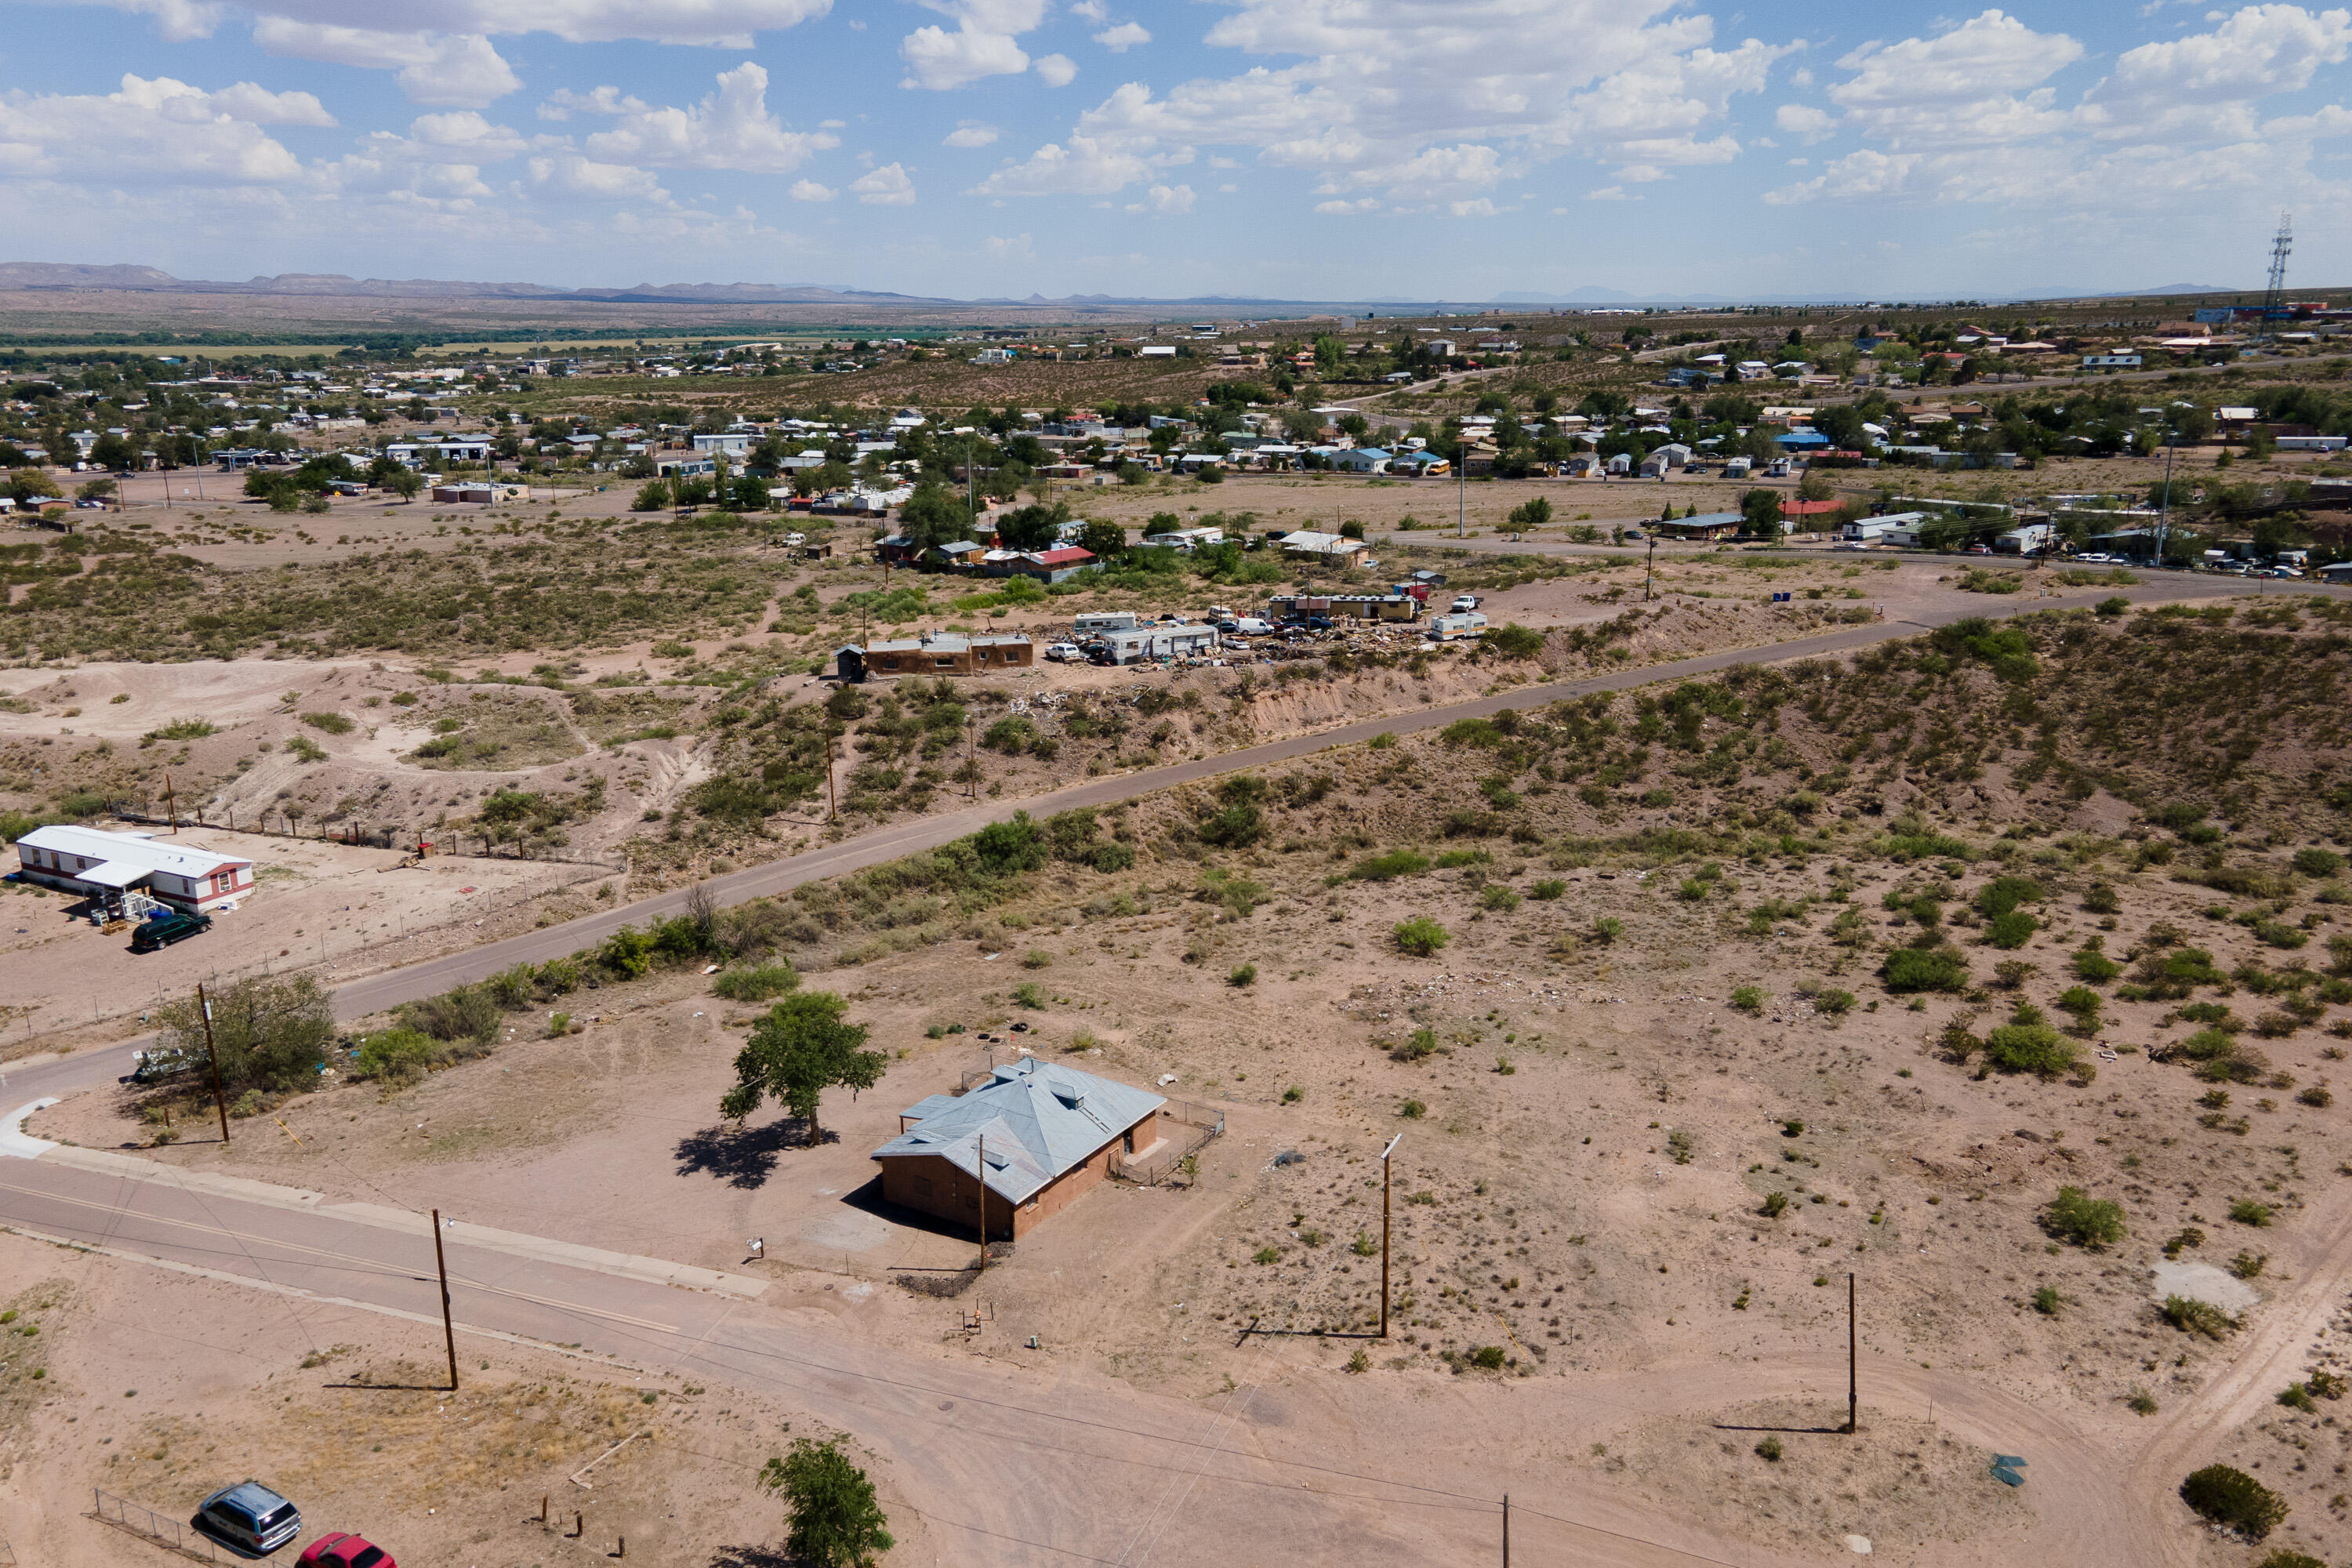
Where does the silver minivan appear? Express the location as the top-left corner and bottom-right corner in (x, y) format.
(198, 1481), (303, 1554)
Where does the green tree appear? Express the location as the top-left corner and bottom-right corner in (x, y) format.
(1506, 496), (1552, 529)
(720, 992), (887, 1143)
(1740, 487), (1784, 537)
(385, 468), (423, 503)
(898, 482), (974, 553)
(1076, 518), (1127, 558)
(760, 1437), (895, 1567)
(632, 478), (673, 513)
(153, 975), (334, 1097)
(996, 500), (1071, 552)
(728, 473), (774, 512)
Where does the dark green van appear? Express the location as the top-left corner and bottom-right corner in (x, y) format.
(130, 911), (211, 953)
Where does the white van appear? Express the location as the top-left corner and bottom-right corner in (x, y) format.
(1235, 617), (1276, 636)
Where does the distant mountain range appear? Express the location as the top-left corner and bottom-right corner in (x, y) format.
(0, 261), (2263, 312)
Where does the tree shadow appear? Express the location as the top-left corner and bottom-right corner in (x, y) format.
(706, 1545), (795, 1568)
(673, 1116), (829, 1189)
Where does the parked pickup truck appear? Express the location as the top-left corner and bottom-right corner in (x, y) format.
(1450, 594), (1482, 613)
(130, 911), (211, 953)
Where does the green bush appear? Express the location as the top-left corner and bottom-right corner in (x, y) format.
(1011, 982), (1047, 1009)
(1529, 879), (1566, 900)
(2230, 1198), (2274, 1227)
(1592, 917), (1623, 944)
(1480, 622), (1546, 659)
(397, 984), (501, 1045)
(1468, 1345), (1507, 1370)
(300, 710), (354, 735)
(2256, 1551), (2325, 1568)
(2179, 1464), (2287, 1541)
(2162, 1295), (2238, 1339)
(1479, 884), (1521, 912)
(2032, 1285), (2061, 1315)
(1984, 1022), (2083, 1079)
(2295, 848), (2346, 878)
(1761, 1192), (1789, 1218)
(1228, 964), (1258, 988)
(713, 963), (800, 1002)
(1884, 947), (1969, 993)
(2042, 1185), (2125, 1248)
(353, 1028), (437, 1086)
(1394, 916), (1450, 957)
(1392, 1027), (1439, 1062)
(1986, 909), (2038, 949)
(1973, 876), (2043, 918)
(1816, 989), (1857, 1016)
(2072, 947), (2122, 982)
(1730, 985), (1766, 1014)
(1351, 849), (1431, 881)
(1399, 1098), (1427, 1118)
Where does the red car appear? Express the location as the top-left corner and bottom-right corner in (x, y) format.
(298, 1534), (394, 1568)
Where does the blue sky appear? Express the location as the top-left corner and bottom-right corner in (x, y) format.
(2, 1), (2348, 301)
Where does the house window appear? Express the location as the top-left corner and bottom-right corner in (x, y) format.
(1123, 1129), (1135, 1155)
(935, 657), (956, 668)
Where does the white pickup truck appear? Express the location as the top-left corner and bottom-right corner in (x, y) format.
(1450, 593), (1482, 613)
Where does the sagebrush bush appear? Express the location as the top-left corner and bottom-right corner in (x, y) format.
(2179, 1464), (2286, 1540)
(713, 963), (800, 1002)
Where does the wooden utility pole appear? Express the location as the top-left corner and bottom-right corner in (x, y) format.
(1846, 1272), (1858, 1434)
(162, 770), (178, 834)
(196, 984), (230, 1144)
(432, 1209), (459, 1391)
(966, 718), (978, 800)
(1645, 536), (1656, 602)
(1380, 1133), (1401, 1338)
(823, 736), (837, 825)
(1501, 1494), (1510, 1566)
(974, 1134), (987, 1273)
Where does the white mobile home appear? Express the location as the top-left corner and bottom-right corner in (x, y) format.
(14, 825), (254, 913)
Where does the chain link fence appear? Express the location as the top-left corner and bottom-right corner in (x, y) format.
(90, 1488), (237, 1563)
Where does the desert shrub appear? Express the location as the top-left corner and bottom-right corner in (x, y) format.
(1392, 1028), (1439, 1062)
(2042, 1185), (2125, 1248)
(2032, 1286), (2061, 1315)
(1479, 884), (1521, 913)
(1755, 1437), (1784, 1461)
(1468, 1345), (1507, 1370)
(2072, 946), (2122, 983)
(146, 718), (216, 740)
(1592, 916), (1624, 943)
(2161, 1294), (2237, 1338)
(1399, 1098), (1427, 1118)
(1731, 985), (1766, 1014)
(299, 710), (354, 735)
(2230, 1198), (2274, 1227)
(484, 963), (537, 1009)
(1984, 1022), (2083, 1079)
(1761, 1191), (1789, 1218)
(1885, 946), (1969, 993)
(1393, 916), (1450, 957)
(352, 1028), (437, 1087)
(1986, 909), (2038, 949)
(1529, 879), (1566, 900)
(1228, 964), (1258, 988)
(1973, 876), (2043, 918)
(2256, 1551), (2325, 1568)
(397, 985), (501, 1045)
(2179, 1464), (2286, 1541)
(2295, 848), (2346, 878)
(2082, 881), (2121, 914)
(1816, 988), (1857, 1015)
(713, 963), (800, 1002)
(2056, 985), (2103, 1034)
(1011, 982), (1047, 1010)
(1350, 848), (1430, 881)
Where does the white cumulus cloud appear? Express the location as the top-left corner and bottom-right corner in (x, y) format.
(944, 121), (1000, 147)
(1033, 53), (1078, 86)
(571, 63), (837, 172)
(969, 134), (1155, 196)
(87, 0), (834, 48)
(0, 74), (324, 186)
(850, 161), (915, 203)
(1093, 22), (1150, 51)
(252, 20), (521, 107)
(1124, 180), (1192, 212)
(789, 177), (835, 199)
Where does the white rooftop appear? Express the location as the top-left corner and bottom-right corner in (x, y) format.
(16, 824), (249, 880)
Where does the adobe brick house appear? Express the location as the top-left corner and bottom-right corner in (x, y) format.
(871, 1058), (1165, 1240)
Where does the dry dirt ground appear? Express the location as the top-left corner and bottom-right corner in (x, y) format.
(24, 596), (2352, 1566)
(0, 1232), (935, 1568)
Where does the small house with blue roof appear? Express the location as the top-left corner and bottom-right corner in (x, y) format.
(872, 1058), (1166, 1239)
